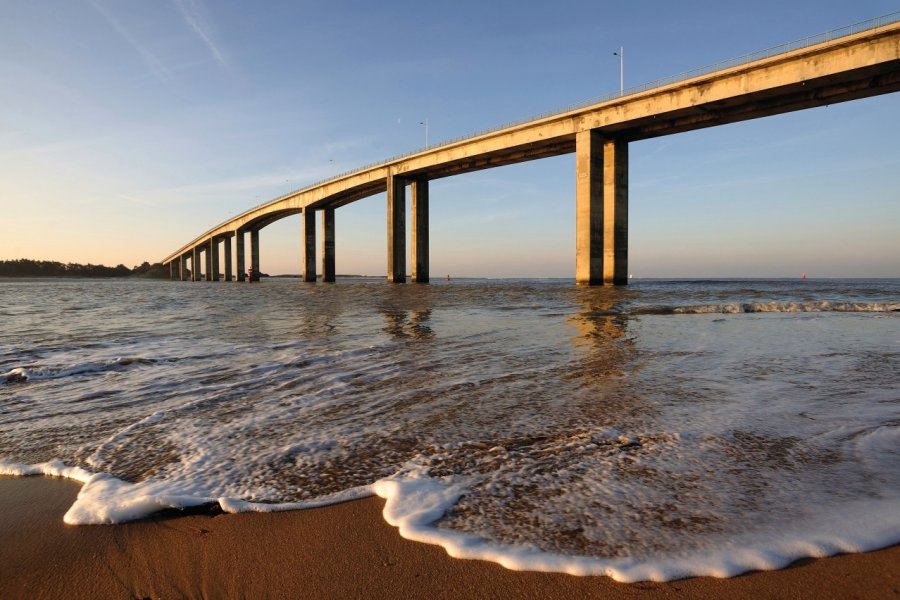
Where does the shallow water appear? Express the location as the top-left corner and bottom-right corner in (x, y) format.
(1, 277), (898, 580)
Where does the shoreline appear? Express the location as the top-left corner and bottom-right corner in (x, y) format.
(2, 476), (898, 599)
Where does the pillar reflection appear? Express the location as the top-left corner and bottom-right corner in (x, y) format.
(566, 287), (651, 425)
(381, 308), (434, 340)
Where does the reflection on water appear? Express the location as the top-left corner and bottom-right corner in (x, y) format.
(381, 308), (433, 340)
(569, 288), (632, 375)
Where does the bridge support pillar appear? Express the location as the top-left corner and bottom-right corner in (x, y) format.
(411, 179), (429, 283)
(223, 234), (233, 282)
(180, 253), (189, 281)
(250, 229), (260, 281)
(192, 246), (201, 282)
(321, 207), (335, 283)
(387, 173), (406, 283)
(204, 247), (211, 282)
(209, 239), (219, 282)
(169, 260), (175, 280)
(236, 231), (245, 281)
(576, 130), (628, 285)
(302, 209), (317, 282)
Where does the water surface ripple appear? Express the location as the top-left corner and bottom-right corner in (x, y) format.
(1, 277), (898, 580)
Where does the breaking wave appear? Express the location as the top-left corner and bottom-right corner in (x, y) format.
(633, 301), (900, 315)
(2, 357), (158, 384)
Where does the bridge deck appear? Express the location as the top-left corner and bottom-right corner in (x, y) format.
(163, 18), (900, 266)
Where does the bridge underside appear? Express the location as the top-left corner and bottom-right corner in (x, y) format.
(399, 59), (900, 182)
(616, 60), (900, 140)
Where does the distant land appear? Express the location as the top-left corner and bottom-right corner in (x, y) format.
(0, 259), (168, 279)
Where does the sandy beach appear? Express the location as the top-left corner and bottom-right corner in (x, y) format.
(1, 476), (897, 599)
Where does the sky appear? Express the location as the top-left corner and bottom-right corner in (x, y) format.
(1, 0), (897, 278)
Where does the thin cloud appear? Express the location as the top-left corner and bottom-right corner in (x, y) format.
(172, 0), (228, 68)
(87, 0), (169, 82)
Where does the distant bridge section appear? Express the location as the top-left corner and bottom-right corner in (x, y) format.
(162, 14), (900, 285)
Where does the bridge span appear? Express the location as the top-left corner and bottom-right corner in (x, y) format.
(162, 15), (900, 285)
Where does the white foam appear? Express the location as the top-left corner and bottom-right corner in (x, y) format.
(0, 459), (374, 524)
(218, 486), (373, 513)
(2, 367), (28, 383)
(1, 459), (94, 482)
(372, 468), (900, 582)
(666, 301), (900, 314)
(0, 357), (156, 384)
(2, 280), (898, 581)
(0, 460), (214, 523)
(2, 452), (899, 581)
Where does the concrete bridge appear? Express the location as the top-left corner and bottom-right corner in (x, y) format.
(162, 15), (900, 285)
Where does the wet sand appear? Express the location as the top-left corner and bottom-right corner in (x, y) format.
(1, 476), (897, 599)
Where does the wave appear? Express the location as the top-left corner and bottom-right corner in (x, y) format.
(632, 301), (900, 316)
(0, 460), (372, 525)
(374, 468), (900, 581)
(1, 357), (158, 384)
(2, 459), (898, 582)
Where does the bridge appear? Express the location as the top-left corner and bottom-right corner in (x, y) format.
(162, 14), (900, 285)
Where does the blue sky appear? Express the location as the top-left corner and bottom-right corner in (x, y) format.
(1, 1), (897, 278)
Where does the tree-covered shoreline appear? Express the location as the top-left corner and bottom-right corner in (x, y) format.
(0, 259), (168, 278)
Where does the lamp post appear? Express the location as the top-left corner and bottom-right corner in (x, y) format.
(419, 118), (428, 148)
(613, 47), (624, 94)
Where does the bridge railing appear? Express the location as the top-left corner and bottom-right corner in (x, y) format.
(177, 11), (899, 258)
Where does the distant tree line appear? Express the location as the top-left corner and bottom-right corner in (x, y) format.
(0, 259), (169, 278)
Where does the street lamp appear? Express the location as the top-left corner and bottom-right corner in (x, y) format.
(613, 46), (624, 94)
(419, 118), (428, 147)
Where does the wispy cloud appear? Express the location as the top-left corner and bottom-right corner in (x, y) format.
(171, 0), (228, 68)
(87, 0), (169, 82)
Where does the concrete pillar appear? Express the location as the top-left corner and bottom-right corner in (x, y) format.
(302, 209), (317, 282)
(576, 130), (603, 285)
(209, 238), (220, 282)
(203, 244), (212, 282)
(223, 234), (233, 282)
(250, 229), (260, 281)
(411, 179), (429, 283)
(387, 173), (406, 283)
(321, 207), (335, 283)
(603, 139), (628, 285)
(180, 253), (189, 281)
(169, 261), (175, 280)
(236, 231), (246, 282)
(575, 130), (628, 285)
(192, 246), (201, 282)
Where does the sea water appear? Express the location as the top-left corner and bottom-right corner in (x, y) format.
(1, 277), (898, 581)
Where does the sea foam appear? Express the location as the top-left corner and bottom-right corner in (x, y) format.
(0, 460), (373, 524)
(373, 467), (899, 581)
(2, 278), (899, 581)
(3, 458), (898, 582)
